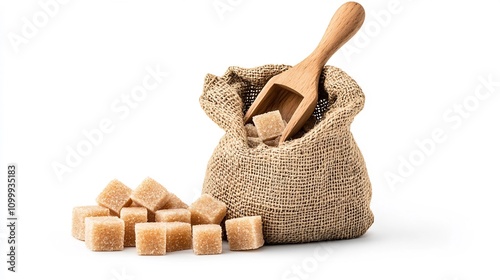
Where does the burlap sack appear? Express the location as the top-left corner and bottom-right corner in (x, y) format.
(200, 64), (374, 244)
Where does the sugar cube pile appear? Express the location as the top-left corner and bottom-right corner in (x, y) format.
(72, 177), (264, 256)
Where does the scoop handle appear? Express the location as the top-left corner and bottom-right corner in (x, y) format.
(305, 2), (365, 68)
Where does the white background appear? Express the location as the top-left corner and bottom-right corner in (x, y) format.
(1, 0), (500, 279)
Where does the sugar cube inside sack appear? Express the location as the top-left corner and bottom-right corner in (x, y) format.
(263, 137), (280, 147)
(120, 207), (148, 247)
(131, 177), (170, 212)
(192, 224), (222, 255)
(252, 110), (286, 141)
(247, 137), (262, 148)
(156, 209), (191, 224)
(189, 194), (227, 225)
(96, 179), (133, 215)
(245, 123), (259, 138)
(85, 216), (124, 251)
(225, 216), (264, 251)
(166, 222), (192, 252)
(135, 222), (167, 255)
(72, 206), (110, 240)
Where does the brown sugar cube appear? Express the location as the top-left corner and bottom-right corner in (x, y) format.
(252, 110), (286, 141)
(189, 194), (227, 225)
(131, 201), (155, 222)
(265, 121), (286, 146)
(192, 224), (222, 255)
(135, 222), (167, 255)
(72, 206), (110, 240)
(96, 179), (133, 215)
(131, 177), (170, 212)
(120, 207), (148, 247)
(245, 123), (259, 137)
(165, 222), (192, 252)
(85, 216), (124, 251)
(156, 209), (191, 223)
(247, 137), (262, 148)
(162, 192), (188, 209)
(225, 216), (264, 251)
(263, 136), (280, 147)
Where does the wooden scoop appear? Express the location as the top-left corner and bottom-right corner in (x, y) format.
(243, 2), (365, 143)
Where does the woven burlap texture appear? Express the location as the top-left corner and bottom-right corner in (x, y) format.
(200, 64), (373, 244)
